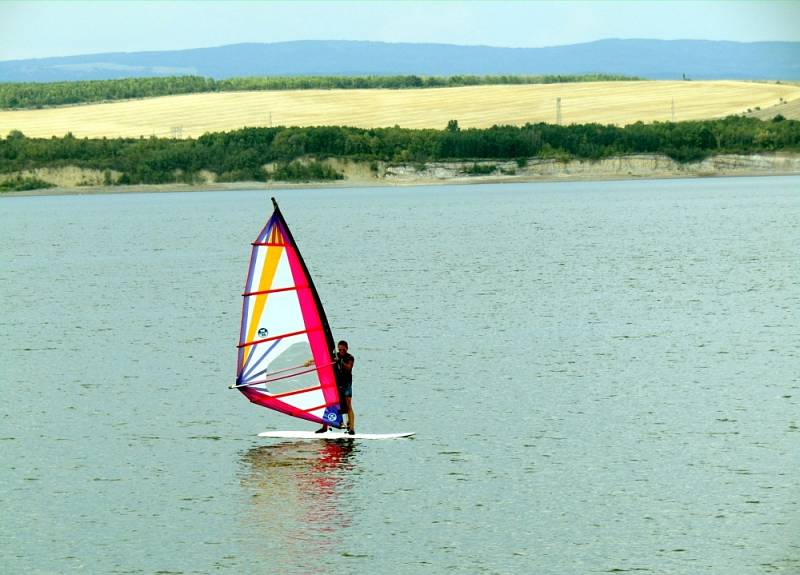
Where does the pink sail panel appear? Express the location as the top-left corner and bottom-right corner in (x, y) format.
(235, 203), (341, 428)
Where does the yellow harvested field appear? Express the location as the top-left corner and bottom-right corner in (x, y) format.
(2, 81), (799, 139)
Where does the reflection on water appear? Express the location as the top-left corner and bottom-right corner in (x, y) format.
(238, 440), (357, 572)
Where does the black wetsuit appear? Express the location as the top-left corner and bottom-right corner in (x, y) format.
(334, 352), (354, 398)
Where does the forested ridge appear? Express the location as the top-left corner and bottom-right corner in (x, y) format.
(1, 116), (797, 187)
(0, 74), (639, 109)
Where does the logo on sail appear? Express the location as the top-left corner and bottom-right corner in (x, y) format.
(322, 407), (342, 426)
(257, 327), (269, 338)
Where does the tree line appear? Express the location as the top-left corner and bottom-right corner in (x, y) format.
(0, 74), (639, 109)
(1, 115), (796, 186)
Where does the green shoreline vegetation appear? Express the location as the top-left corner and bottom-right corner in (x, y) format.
(0, 74), (639, 109)
(1, 116), (797, 187)
(0, 175), (56, 192)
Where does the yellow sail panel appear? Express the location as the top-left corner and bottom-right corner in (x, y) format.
(242, 246), (283, 367)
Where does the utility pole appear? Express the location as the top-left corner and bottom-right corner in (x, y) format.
(556, 97), (562, 125)
(671, 99), (675, 122)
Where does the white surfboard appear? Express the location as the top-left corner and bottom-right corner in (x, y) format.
(258, 430), (415, 440)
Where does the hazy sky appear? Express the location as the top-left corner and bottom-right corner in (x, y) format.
(1, 1), (799, 61)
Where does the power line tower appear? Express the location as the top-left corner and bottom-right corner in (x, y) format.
(556, 97), (562, 125)
(671, 99), (675, 122)
(170, 126), (183, 139)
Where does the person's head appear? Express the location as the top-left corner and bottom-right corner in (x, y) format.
(337, 340), (348, 354)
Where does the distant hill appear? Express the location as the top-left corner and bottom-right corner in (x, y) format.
(1, 39), (799, 83)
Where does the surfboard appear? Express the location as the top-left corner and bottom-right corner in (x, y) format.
(258, 430), (415, 440)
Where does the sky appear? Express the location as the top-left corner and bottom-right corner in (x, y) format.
(1, 1), (799, 61)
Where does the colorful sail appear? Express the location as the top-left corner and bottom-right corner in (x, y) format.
(234, 198), (342, 428)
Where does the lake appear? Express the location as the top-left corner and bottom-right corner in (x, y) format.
(1, 176), (798, 574)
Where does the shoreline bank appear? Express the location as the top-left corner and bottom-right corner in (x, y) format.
(3, 153), (800, 198)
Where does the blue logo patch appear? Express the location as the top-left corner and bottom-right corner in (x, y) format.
(322, 406), (343, 426)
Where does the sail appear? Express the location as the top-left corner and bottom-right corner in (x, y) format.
(235, 198), (342, 428)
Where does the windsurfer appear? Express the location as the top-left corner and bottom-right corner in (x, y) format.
(308, 340), (355, 434)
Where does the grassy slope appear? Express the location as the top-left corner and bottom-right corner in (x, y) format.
(2, 81), (799, 139)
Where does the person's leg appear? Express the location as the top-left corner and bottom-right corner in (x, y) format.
(344, 396), (355, 433)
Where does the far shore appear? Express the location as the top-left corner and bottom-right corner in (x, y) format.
(3, 170), (798, 199)
(3, 153), (800, 198)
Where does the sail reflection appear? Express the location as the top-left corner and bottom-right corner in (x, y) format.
(238, 439), (357, 571)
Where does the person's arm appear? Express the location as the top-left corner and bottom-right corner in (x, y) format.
(303, 359), (314, 367)
(341, 357), (354, 372)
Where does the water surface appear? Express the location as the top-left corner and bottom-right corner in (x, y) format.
(2, 176), (798, 574)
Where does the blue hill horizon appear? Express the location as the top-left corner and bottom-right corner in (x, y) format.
(1, 39), (798, 82)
